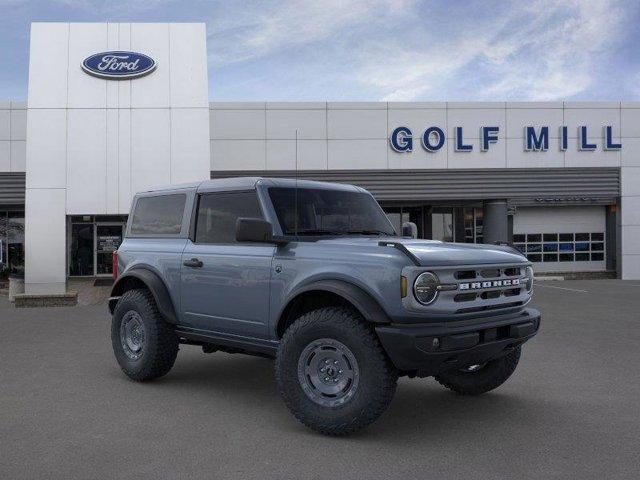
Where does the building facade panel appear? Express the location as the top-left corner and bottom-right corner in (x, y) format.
(505, 107), (564, 138)
(24, 188), (66, 293)
(389, 145), (443, 170)
(563, 106), (621, 139)
(621, 107), (640, 138)
(266, 108), (327, 140)
(445, 136), (507, 169)
(10, 109), (26, 141)
(265, 139), (329, 170)
(0, 103), (26, 173)
(25, 109), (67, 189)
(505, 138), (565, 168)
(621, 138), (640, 166)
(564, 142), (620, 168)
(130, 23), (171, 108)
(447, 107), (506, 141)
(130, 108), (171, 194)
(328, 109), (387, 140)
(27, 23), (68, 108)
(621, 195), (640, 226)
(0, 142), (9, 171)
(66, 108), (107, 214)
(328, 139), (388, 169)
(210, 109), (265, 140)
(170, 108), (211, 184)
(169, 23), (209, 108)
(117, 109), (132, 213)
(67, 23), (108, 109)
(211, 139), (265, 170)
(116, 23), (132, 109)
(0, 109), (10, 140)
(10, 141), (26, 171)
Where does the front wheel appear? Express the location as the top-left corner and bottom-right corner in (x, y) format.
(435, 347), (521, 395)
(275, 307), (398, 436)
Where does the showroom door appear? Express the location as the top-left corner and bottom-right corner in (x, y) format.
(95, 224), (124, 276)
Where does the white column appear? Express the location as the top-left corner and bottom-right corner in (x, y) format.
(620, 167), (640, 279)
(25, 190), (66, 294)
(24, 22), (210, 294)
(621, 104), (640, 279)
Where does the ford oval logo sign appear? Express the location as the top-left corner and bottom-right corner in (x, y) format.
(82, 51), (156, 80)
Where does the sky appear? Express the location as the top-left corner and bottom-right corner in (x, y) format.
(0, 0), (639, 102)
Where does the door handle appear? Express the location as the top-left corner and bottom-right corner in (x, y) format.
(183, 258), (203, 268)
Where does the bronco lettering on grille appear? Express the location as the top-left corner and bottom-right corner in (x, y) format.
(459, 279), (520, 290)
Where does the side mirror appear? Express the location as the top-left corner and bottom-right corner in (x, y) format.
(402, 221), (418, 239)
(236, 218), (274, 243)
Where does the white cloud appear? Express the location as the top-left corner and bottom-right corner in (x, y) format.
(208, 0), (411, 66)
(357, 0), (627, 101)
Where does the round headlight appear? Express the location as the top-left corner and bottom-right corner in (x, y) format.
(414, 272), (440, 305)
(525, 266), (534, 292)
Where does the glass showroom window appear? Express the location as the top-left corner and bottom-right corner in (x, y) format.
(513, 232), (605, 263)
(463, 208), (484, 244)
(0, 211), (25, 277)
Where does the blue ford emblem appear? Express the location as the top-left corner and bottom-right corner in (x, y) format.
(82, 51), (156, 80)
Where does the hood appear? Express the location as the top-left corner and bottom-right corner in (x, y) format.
(315, 236), (527, 267)
(394, 238), (526, 266)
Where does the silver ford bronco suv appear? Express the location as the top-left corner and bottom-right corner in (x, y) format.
(109, 177), (540, 435)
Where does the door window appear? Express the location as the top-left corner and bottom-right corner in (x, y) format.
(69, 224), (94, 276)
(431, 208), (454, 242)
(195, 192), (263, 244)
(382, 206), (423, 238)
(96, 225), (123, 275)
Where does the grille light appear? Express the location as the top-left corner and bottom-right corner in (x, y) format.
(414, 272), (440, 305)
(525, 266), (534, 292)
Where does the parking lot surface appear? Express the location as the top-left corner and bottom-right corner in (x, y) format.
(1, 280), (639, 479)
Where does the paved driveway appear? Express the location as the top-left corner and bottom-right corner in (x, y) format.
(1, 280), (638, 479)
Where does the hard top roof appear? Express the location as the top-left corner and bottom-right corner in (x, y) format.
(136, 177), (362, 194)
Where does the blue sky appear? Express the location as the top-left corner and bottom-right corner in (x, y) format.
(1, 0), (639, 101)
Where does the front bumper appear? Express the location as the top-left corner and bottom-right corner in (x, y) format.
(375, 308), (541, 376)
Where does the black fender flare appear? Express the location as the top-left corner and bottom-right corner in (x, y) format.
(279, 279), (390, 328)
(109, 267), (178, 324)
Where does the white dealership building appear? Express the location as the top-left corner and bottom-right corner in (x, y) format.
(1, 22), (640, 295)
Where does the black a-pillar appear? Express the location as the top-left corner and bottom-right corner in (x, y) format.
(483, 200), (509, 244)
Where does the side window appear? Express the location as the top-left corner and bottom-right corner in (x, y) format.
(195, 191), (263, 244)
(130, 194), (186, 236)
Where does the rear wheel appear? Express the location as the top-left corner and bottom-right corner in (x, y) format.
(435, 347), (521, 395)
(111, 289), (179, 381)
(276, 307), (397, 436)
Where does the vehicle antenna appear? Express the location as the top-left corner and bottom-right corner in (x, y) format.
(294, 129), (299, 237)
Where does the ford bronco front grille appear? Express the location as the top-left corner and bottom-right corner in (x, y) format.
(402, 263), (531, 317)
(448, 265), (527, 312)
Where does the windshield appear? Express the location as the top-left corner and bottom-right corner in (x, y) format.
(268, 187), (396, 236)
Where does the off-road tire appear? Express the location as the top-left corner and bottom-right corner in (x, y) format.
(276, 307), (398, 436)
(435, 347), (521, 395)
(111, 288), (179, 381)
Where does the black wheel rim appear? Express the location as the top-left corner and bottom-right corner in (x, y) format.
(297, 338), (360, 408)
(120, 311), (145, 360)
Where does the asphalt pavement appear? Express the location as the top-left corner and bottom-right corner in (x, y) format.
(1, 280), (639, 479)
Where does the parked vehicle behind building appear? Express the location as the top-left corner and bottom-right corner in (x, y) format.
(109, 177), (540, 435)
